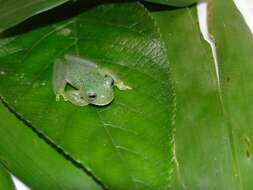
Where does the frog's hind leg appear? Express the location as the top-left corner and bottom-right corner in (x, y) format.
(99, 68), (132, 90)
(64, 90), (89, 106)
(53, 59), (67, 101)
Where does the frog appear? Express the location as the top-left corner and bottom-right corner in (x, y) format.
(53, 55), (132, 106)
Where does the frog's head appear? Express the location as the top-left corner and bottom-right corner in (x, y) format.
(84, 75), (114, 106)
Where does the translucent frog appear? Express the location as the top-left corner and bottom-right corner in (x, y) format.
(53, 55), (131, 106)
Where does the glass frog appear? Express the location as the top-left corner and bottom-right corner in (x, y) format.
(53, 55), (132, 106)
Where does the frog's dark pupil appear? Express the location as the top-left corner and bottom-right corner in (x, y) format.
(111, 79), (114, 86)
(105, 75), (114, 86)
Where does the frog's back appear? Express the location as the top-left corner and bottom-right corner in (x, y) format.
(65, 55), (98, 69)
(65, 54), (97, 72)
(65, 57), (102, 88)
(66, 60), (93, 73)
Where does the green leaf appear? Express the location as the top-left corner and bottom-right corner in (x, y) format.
(0, 0), (69, 32)
(0, 164), (15, 190)
(209, 0), (253, 189)
(144, 0), (197, 7)
(0, 101), (102, 190)
(152, 7), (240, 189)
(0, 2), (174, 189)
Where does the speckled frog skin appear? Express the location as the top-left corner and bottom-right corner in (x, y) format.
(53, 55), (131, 106)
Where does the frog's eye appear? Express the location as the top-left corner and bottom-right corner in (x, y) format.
(86, 92), (97, 99)
(105, 75), (114, 86)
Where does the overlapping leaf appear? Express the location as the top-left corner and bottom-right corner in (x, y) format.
(0, 102), (102, 190)
(0, 164), (15, 190)
(0, 0), (69, 32)
(144, 0), (197, 7)
(153, 7), (239, 189)
(209, 0), (253, 189)
(0, 0), (200, 33)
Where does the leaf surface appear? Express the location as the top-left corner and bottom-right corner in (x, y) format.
(0, 2), (174, 189)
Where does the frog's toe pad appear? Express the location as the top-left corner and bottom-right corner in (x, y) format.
(117, 83), (132, 90)
(55, 95), (61, 101)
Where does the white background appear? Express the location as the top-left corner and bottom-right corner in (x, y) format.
(12, 0), (253, 189)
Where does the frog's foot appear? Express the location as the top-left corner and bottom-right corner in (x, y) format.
(63, 90), (89, 106)
(55, 93), (67, 102)
(115, 81), (132, 91)
(55, 94), (61, 101)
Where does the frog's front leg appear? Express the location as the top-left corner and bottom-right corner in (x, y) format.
(99, 68), (132, 90)
(63, 90), (89, 106)
(53, 59), (67, 101)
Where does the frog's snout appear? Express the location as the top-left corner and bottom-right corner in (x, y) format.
(87, 90), (113, 106)
(94, 94), (114, 106)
